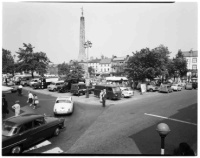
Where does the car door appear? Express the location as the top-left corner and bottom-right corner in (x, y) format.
(17, 121), (36, 148)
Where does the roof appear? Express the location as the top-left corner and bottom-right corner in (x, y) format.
(100, 58), (112, 64)
(182, 51), (198, 57)
(112, 57), (126, 61)
(88, 59), (101, 63)
(4, 113), (43, 126)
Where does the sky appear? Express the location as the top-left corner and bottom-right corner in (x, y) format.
(2, 1), (198, 64)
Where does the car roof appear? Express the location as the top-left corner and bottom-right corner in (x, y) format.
(57, 96), (72, 100)
(3, 113), (44, 127)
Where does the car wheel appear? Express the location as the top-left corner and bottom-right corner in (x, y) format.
(11, 146), (22, 154)
(53, 88), (57, 92)
(54, 127), (60, 136)
(149, 89), (153, 92)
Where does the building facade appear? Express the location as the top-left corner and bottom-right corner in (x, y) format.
(182, 50), (198, 80)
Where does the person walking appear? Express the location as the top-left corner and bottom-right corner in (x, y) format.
(2, 94), (9, 119)
(33, 94), (39, 109)
(12, 100), (20, 116)
(102, 89), (107, 107)
(27, 91), (34, 106)
(99, 90), (103, 103)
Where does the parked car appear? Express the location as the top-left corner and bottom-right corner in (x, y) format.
(171, 84), (182, 91)
(20, 77), (32, 86)
(121, 87), (134, 98)
(54, 96), (74, 115)
(28, 78), (40, 87)
(47, 81), (64, 91)
(159, 84), (173, 93)
(192, 82), (198, 89)
(94, 84), (122, 100)
(70, 83), (93, 96)
(147, 84), (159, 92)
(58, 82), (70, 93)
(185, 83), (193, 90)
(2, 113), (65, 154)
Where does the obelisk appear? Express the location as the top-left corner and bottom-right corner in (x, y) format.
(78, 7), (86, 61)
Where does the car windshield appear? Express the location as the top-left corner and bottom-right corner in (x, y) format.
(56, 100), (71, 103)
(112, 87), (120, 92)
(2, 121), (18, 136)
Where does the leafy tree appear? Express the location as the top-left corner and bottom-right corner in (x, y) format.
(126, 45), (171, 82)
(173, 50), (187, 78)
(57, 62), (70, 75)
(16, 43), (51, 77)
(88, 66), (95, 76)
(2, 49), (15, 74)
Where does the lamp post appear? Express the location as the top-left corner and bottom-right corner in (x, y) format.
(84, 40), (92, 98)
(156, 123), (171, 155)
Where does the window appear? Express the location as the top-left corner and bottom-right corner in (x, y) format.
(108, 68), (109, 71)
(104, 68), (106, 72)
(192, 65), (197, 69)
(192, 58), (197, 63)
(34, 118), (45, 127)
(19, 122), (33, 133)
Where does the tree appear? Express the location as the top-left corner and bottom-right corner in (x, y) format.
(173, 50), (187, 78)
(57, 62), (70, 76)
(16, 43), (51, 77)
(2, 49), (15, 75)
(125, 45), (171, 82)
(88, 66), (95, 76)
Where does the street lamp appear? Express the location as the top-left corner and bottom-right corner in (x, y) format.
(156, 123), (171, 155)
(84, 40), (92, 98)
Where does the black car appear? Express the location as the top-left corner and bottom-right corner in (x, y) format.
(58, 82), (70, 93)
(2, 113), (65, 154)
(192, 82), (198, 89)
(70, 83), (93, 96)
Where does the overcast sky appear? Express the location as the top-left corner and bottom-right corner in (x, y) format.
(2, 2), (198, 64)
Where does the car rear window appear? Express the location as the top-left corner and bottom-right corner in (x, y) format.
(56, 100), (71, 103)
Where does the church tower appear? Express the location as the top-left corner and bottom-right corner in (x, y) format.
(78, 7), (86, 61)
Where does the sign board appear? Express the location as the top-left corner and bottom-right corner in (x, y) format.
(140, 84), (147, 93)
(85, 79), (90, 86)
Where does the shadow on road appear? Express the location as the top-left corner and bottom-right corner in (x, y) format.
(129, 103), (197, 155)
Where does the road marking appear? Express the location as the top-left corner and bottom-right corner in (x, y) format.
(23, 140), (51, 153)
(42, 147), (63, 153)
(144, 113), (197, 126)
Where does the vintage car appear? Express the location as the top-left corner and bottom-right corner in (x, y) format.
(147, 84), (159, 92)
(171, 84), (182, 91)
(54, 96), (74, 115)
(47, 81), (64, 91)
(159, 84), (173, 93)
(2, 113), (65, 154)
(120, 87), (134, 98)
(28, 78), (40, 87)
(58, 82), (70, 93)
(185, 83), (193, 90)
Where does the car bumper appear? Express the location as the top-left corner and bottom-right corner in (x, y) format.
(54, 109), (73, 114)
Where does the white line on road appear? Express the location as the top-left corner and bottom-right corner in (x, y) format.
(144, 113), (197, 126)
(42, 147), (63, 153)
(23, 140), (51, 153)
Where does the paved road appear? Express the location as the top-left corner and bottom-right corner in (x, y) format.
(3, 88), (197, 155)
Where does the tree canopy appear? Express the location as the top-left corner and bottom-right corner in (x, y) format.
(16, 43), (51, 77)
(126, 45), (171, 81)
(2, 49), (15, 74)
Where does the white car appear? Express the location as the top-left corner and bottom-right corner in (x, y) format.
(171, 84), (182, 91)
(28, 78), (40, 87)
(54, 96), (74, 115)
(121, 87), (134, 98)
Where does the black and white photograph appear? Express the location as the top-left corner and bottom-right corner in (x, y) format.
(2, 1), (198, 156)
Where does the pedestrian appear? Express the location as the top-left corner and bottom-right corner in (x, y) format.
(12, 100), (20, 116)
(99, 90), (103, 103)
(33, 94), (39, 109)
(27, 91), (34, 106)
(5, 77), (8, 85)
(102, 89), (106, 107)
(2, 94), (9, 119)
(77, 86), (80, 97)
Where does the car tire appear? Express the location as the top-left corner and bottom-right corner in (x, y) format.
(11, 146), (22, 154)
(54, 127), (60, 136)
(53, 88), (57, 92)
